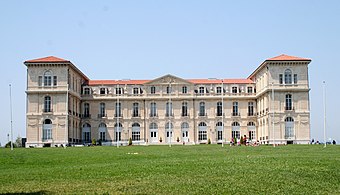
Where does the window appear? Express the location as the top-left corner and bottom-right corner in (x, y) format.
(217, 101), (222, 116)
(166, 86), (172, 94)
(84, 88), (90, 95)
(294, 74), (298, 84)
(43, 119), (52, 140)
(198, 122), (207, 141)
(44, 96), (52, 112)
(232, 122), (240, 139)
(248, 102), (254, 116)
(53, 76), (57, 86)
(150, 123), (158, 142)
(182, 102), (188, 117)
(44, 71), (52, 86)
(166, 102), (173, 117)
(133, 87), (139, 95)
(284, 69), (292, 84)
(38, 76), (42, 86)
(182, 86), (187, 94)
(199, 102), (205, 116)
(84, 103), (90, 118)
(100, 88), (106, 95)
(285, 117), (294, 139)
(99, 123), (107, 141)
(82, 123), (91, 143)
(216, 87), (222, 94)
(247, 87), (253, 94)
(232, 87), (238, 94)
(232, 102), (239, 116)
(116, 87), (122, 95)
(285, 94), (292, 110)
(99, 103), (105, 117)
(216, 122), (223, 141)
(150, 102), (157, 117)
(248, 122), (256, 141)
(133, 103), (139, 117)
(151, 86), (156, 94)
(181, 122), (189, 141)
(115, 102), (122, 117)
(279, 74), (283, 84)
(132, 123), (140, 141)
(114, 123), (122, 141)
(199, 87), (205, 94)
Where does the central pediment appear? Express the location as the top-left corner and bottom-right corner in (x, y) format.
(145, 74), (193, 85)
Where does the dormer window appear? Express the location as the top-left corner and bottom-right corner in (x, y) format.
(247, 87), (253, 94)
(133, 87), (139, 95)
(182, 86), (187, 94)
(284, 69), (292, 84)
(100, 88), (106, 95)
(216, 87), (222, 94)
(116, 87), (122, 95)
(84, 88), (90, 95)
(232, 87), (238, 94)
(151, 86), (156, 94)
(199, 87), (205, 94)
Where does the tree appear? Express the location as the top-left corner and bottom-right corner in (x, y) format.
(128, 138), (132, 146)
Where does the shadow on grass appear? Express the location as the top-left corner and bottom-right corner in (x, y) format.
(0, 191), (53, 195)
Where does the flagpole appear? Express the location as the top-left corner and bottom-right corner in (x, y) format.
(323, 81), (326, 148)
(272, 82), (275, 147)
(9, 84), (13, 151)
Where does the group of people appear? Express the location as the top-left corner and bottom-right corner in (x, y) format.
(229, 135), (259, 146)
(311, 139), (337, 145)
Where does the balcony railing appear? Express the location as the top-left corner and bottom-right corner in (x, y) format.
(81, 114), (91, 119)
(98, 113), (107, 118)
(198, 112), (207, 117)
(232, 112), (240, 117)
(42, 108), (53, 113)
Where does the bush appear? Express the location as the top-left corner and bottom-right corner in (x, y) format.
(128, 138), (132, 146)
(92, 139), (96, 146)
(240, 137), (244, 145)
(208, 138), (211, 144)
(5, 141), (17, 148)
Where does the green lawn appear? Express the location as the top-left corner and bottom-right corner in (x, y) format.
(0, 145), (339, 194)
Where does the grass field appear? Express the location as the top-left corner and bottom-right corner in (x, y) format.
(0, 145), (339, 194)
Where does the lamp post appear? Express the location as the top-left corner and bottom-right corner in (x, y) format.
(9, 84), (13, 150)
(117, 83), (120, 148)
(221, 79), (224, 147)
(168, 80), (172, 148)
(323, 81), (326, 148)
(272, 82), (275, 147)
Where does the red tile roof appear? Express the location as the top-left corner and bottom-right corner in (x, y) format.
(189, 79), (254, 84)
(89, 80), (150, 85)
(25, 56), (70, 63)
(266, 54), (311, 61)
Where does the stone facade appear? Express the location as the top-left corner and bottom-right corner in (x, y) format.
(24, 54), (311, 147)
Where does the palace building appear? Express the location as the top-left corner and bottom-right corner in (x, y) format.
(24, 54), (311, 147)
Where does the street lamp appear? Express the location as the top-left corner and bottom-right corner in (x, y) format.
(272, 82), (275, 147)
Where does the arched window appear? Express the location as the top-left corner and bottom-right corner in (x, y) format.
(165, 122), (173, 130)
(285, 94), (292, 110)
(232, 122), (240, 139)
(98, 123), (107, 141)
(149, 122), (158, 143)
(44, 96), (51, 112)
(285, 117), (294, 139)
(247, 122), (255, 126)
(82, 123), (91, 143)
(181, 122), (189, 142)
(198, 122), (207, 141)
(217, 102), (222, 116)
(44, 71), (52, 86)
(43, 119), (52, 140)
(199, 102), (206, 116)
(132, 123), (140, 141)
(284, 69), (292, 84)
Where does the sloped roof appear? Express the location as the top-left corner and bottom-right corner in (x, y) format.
(189, 79), (254, 84)
(89, 80), (149, 86)
(24, 56), (70, 63)
(266, 54), (311, 61)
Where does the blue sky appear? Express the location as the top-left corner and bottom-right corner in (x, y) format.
(0, 0), (339, 145)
